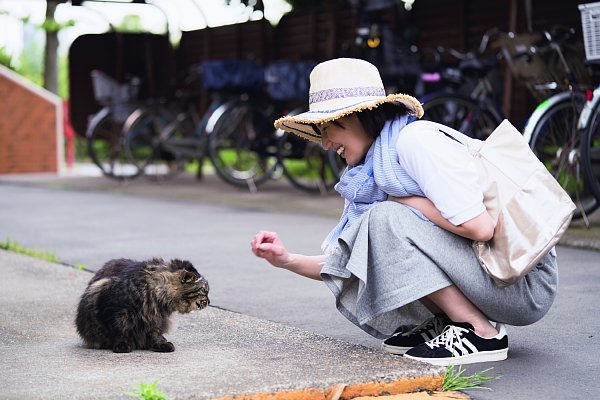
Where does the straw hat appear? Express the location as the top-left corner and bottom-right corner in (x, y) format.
(274, 58), (424, 143)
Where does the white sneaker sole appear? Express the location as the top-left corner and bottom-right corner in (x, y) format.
(404, 348), (508, 366)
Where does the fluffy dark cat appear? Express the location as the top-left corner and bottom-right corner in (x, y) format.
(75, 257), (209, 353)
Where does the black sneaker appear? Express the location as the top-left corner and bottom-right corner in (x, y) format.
(403, 322), (509, 366)
(381, 313), (452, 355)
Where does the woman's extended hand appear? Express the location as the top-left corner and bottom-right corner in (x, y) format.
(250, 230), (291, 268)
(250, 230), (325, 280)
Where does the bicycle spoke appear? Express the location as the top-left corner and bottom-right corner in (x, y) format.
(208, 101), (277, 189)
(278, 133), (339, 194)
(530, 94), (597, 220)
(87, 109), (140, 180)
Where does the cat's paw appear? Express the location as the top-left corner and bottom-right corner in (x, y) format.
(113, 342), (132, 353)
(152, 341), (175, 352)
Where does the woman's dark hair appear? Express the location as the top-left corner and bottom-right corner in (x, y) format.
(356, 103), (410, 139)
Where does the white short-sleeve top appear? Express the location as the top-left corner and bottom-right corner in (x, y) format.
(396, 120), (486, 226)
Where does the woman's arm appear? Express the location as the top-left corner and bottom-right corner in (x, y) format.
(396, 121), (492, 240)
(250, 230), (324, 280)
(393, 196), (495, 241)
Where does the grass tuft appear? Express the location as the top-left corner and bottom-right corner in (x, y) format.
(125, 380), (168, 400)
(0, 237), (59, 263)
(442, 364), (499, 391)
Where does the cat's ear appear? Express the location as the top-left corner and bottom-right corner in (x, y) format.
(170, 259), (197, 273)
(181, 270), (197, 284)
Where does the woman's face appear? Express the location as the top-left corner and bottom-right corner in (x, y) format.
(320, 114), (374, 166)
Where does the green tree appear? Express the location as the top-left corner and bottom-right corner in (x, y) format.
(116, 14), (144, 32)
(17, 40), (44, 87)
(0, 47), (15, 70)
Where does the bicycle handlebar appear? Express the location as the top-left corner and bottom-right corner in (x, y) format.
(503, 26), (578, 80)
(431, 27), (502, 63)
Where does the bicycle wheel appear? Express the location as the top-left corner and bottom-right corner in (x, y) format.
(529, 93), (597, 220)
(581, 99), (600, 207)
(420, 93), (500, 140)
(277, 131), (340, 194)
(122, 105), (186, 180)
(207, 99), (277, 190)
(86, 107), (141, 180)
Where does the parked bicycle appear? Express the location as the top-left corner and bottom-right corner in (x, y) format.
(86, 69), (142, 180)
(418, 28), (505, 140)
(578, 83), (600, 222)
(577, 2), (600, 223)
(205, 60), (344, 194)
(419, 27), (597, 220)
(500, 26), (597, 222)
(120, 59), (343, 193)
(121, 62), (253, 181)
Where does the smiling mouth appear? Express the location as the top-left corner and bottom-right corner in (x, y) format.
(336, 146), (345, 156)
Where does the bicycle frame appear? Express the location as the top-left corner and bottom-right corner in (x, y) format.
(470, 77), (505, 124)
(577, 84), (600, 131)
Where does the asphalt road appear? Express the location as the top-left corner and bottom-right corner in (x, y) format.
(1, 176), (599, 399)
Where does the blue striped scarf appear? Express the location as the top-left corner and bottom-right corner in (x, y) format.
(322, 116), (425, 252)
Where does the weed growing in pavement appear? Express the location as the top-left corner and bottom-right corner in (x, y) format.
(0, 237), (59, 263)
(125, 380), (168, 400)
(0, 237), (89, 271)
(442, 365), (498, 391)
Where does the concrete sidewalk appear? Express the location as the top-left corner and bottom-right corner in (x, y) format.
(1, 249), (449, 400)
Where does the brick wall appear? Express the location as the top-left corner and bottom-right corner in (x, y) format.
(0, 65), (63, 174)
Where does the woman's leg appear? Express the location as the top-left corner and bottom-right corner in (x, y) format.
(425, 285), (498, 338)
(418, 297), (441, 314)
(324, 202), (557, 338)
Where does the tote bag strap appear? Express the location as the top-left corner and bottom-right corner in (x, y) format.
(425, 121), (483, 154)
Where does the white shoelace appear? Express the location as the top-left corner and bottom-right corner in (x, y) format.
(424, 325), (477, 356)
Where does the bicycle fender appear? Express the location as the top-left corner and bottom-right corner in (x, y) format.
(85, 107), (112, 139)
(204, 100), (238, 135)
(523, 91), (583, 143)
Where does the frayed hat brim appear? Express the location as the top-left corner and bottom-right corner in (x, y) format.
(274, 94), (423, 143)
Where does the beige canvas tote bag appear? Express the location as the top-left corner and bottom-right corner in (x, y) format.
(439, 119), (576, 286)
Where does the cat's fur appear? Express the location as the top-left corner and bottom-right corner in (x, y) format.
(75, 257), (209, 353)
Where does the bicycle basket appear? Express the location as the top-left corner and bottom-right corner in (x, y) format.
(200, 60), (265, 91)
(265, 61), (315, 101)
(90, 70), (140, 122)
(579, 2), (600, 62)
(91, 70), (119, 105)
(498, 32), (591, 100)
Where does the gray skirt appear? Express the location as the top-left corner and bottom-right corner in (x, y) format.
(321, 201), (558, 339)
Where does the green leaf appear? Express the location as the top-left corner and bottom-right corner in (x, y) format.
(125, 381), (168, 400)
(442, 364), (499, 391)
